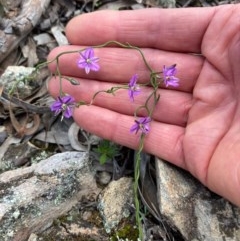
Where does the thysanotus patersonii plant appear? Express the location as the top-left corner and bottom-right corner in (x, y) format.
(37, 41), (179, 240)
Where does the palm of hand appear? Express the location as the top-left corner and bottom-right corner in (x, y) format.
(184, 6), (240, 204)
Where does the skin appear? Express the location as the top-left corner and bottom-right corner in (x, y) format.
(47, 4), (240, 206)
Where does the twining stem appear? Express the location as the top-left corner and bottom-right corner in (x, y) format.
(134, 135), (145, 240)
(89, 85), (128, 105)
(55, 58), (64, 96)
(133, 77), (159, 240)
(36, 40), (154, 74)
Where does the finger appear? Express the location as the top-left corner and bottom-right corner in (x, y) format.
(48, 45), (203, 92)
(201, 5), (240, 77)
(48, 76), (192, 127)
(65, 7), (215, 53)
(73, 105), (186, 169)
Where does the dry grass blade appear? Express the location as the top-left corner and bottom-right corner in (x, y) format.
(138, 153), (161, 220)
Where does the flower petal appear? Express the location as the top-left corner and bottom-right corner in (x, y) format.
(50, 102), (62, 111)
(85, 66), (91, 74)
(85, 47), (94, 59)
(64, 107), (73, 118)
(61, 95), (75, 104)
(130, 123), (139, 133)
(90, 62), (100, 72)
(129, 74), (138, 87)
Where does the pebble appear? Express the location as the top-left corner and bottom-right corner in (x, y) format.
(97, 171), (112, 185)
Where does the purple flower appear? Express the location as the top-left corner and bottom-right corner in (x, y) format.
(128, 74), (140, 102)
(163, 65), (179, 87)
(130, 117), (151, 135)
(50, 95), (75, 119)
(77, 47), (100, 74)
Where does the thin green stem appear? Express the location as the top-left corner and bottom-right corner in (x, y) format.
(55, 58), (64, 96)
(90, 85), (128, 104)
(134, 105), (150, 119)
(36, 40), (153, 73)
(134, 135), (145, 240)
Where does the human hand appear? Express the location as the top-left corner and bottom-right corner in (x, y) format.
(47, 4), (240, 206)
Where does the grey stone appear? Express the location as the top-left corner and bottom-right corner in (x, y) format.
(0, 66), (37, 99)
(98, 177), (134, 233)
(155, 157), (240, 241)
(27, 233), (38, 241)
(0, 136), (21, 170)
(1, 141), (39, 171)
(0, 126), (7, 144)
(34, 151), (87, 174)
(97, 171), (112, 185)
(0, 151), (101, 241)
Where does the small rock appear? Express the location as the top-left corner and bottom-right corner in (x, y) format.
(0, 126), (7, 144)
(12, 209), (21, 220)
(155, 157), (240, 241)
(27, 233), (38, 241)
(82, 210), (93, 221)
(97, 171), (112, 185)
(98, 177), (133, 233)
(1, 141), (40, 171)
(0, 66), (37, 99)
(0, 136), (21, 170)
(39, 18), (51, 30)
